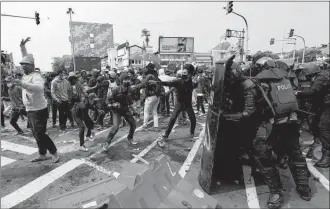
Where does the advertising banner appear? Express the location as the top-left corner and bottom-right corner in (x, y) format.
(159, 37), (194, 53)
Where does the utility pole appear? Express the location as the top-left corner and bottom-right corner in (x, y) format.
(286, 38), (297, 62)
(67, 8), (76, 72)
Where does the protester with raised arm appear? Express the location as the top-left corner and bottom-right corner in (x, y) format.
(12, 37), (59, 163)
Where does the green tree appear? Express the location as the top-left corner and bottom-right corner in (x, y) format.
(52, 56), (74, 73)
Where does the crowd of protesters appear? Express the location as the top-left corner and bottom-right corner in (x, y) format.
(1, 37), (213, 158)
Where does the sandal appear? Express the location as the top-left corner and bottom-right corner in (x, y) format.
(30, 155), (48, 162)
(52, 155), (60, 163)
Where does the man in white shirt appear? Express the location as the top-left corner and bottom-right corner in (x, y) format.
(12, 37), (59, 163)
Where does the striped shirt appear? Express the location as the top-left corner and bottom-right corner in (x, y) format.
(8, 85), (25, 109)
(51, 77), (71, 102)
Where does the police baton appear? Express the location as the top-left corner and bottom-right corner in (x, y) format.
(296, 109), (316, 116)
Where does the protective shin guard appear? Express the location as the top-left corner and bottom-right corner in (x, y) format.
(289, 162), (311, 201)
(261, 167), (283, 209)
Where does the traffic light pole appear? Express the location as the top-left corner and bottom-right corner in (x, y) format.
(232, 12), (248, 62)
(293, 34), (306, 63)
(1, 14), (35, 19)
(67, 8), (76, 72)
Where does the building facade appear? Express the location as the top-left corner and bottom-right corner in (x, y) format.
(70, 21), (114, 58)
(210, 41), (242, 65)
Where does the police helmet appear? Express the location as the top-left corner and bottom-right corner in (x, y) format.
(256, 57), (276, 69)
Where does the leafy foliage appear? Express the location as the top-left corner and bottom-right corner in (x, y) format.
(52, 56), (74, 73)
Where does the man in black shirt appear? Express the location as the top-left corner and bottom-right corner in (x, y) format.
(150, 64), (197, 147)
(103, 72), (147, 152)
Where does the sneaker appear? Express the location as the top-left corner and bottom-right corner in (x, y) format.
(189, 133), (195, 138)
(91, 132), (96, 137)
(152, 127), (161, 132)
(85, 136), (94, 142)
(15, 131), (24, 136)
(79, 145), (89, 152)
(157, 135), (168, 148)
(97, 126), (103, 131)
(102, 142), (110, 152)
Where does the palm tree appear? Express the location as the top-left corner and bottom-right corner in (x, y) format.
(141, 29), (151, 48)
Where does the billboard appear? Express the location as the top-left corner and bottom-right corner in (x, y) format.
(159, 37), (194, 53)
(75, 57), (101, 71)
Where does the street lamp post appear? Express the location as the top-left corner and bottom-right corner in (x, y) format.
(67, 8), (76, 72)
(293, 34), (306, 63)
(232, 11), (248, 62)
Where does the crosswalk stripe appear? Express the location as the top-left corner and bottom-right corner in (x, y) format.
(242, 165), (261, 209)
(306, 158), (329, 191)
(178, 124), (205, 178)
(131, 123), (179, 164)
(1, 159), (85, 209)
(1, 156), (16, 167)
(1, 140), (38, 155)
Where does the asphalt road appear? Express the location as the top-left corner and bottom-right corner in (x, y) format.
(1, 105), (329, 208)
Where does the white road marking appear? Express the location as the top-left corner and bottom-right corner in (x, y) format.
(82, 201), (97, 208)
(1, 140), (38, 155)
(1, 156), (16, 167)
(89, 120), (154, 159)
(17, 135), (35, 143)
(1, 159), (84, 209)
(242, 165), (261, 209)
(130, 123), (179, 164)
(306, 158), (329, 191)
(178, 124), (205, 178)
(80, 158), (114, 176)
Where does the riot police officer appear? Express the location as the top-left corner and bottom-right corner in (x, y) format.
(255, 57), (312, 208)
(296, 67), (330, 168)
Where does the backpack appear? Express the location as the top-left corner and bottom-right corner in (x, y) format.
(254, 78), (298, 119)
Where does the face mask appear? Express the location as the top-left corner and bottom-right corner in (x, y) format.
(21, 64), (34, 75)
(7, 83), (13, 88)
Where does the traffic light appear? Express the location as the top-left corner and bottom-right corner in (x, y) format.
(35, 12), (40, 25)
(226, 29), (232, 38)
(289, 29), (294, 38)
(226, 1), (234, 14)
(270, 38), (275, 45)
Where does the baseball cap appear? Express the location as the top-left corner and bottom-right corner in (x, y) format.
(20, 54), (35, 65)
(68, 72), (77, 79)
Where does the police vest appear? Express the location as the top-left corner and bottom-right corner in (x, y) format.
(268, 78), (299, 118)
(299, 81), (312, 91)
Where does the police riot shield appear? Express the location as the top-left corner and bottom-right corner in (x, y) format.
(198, 60), (235, 194)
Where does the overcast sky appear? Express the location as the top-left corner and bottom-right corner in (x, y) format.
(1, 1), (329, 70)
